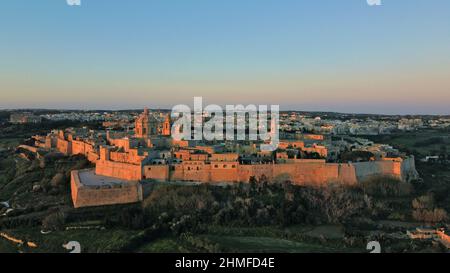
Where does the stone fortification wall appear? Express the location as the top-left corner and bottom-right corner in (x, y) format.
(95, 159), (142, 181)
(143, 160), (358, 185)
(143, 158), (416, 185)
(56, 138), (72, 155)
(401, 156), (419, 182)
(71, 140), (95, 157)
(71, 169), (143, 208)
(353, 160), (401, 182)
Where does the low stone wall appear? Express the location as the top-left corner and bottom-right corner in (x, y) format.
(71, 169), (143, 208)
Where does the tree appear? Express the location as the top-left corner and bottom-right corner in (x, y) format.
(412, 194), (448, 223)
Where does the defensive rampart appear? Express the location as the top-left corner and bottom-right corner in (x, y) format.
(95, 159), (142, 181)
(142, 157), (417, 185)
(71, 169), (143, 208)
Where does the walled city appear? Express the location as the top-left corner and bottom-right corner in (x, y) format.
(18, 108), (419, 208)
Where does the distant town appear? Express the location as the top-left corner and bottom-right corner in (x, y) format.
(7, 109), (450, 133)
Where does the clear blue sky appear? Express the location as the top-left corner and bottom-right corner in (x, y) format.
(1, 0), (449, 114)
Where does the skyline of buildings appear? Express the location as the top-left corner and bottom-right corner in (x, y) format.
(2, 106), (450, 117)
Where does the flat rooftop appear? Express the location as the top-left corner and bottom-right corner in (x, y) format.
(78, 169), (136, 187)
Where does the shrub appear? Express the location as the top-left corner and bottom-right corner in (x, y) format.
(361, 177), (412, 198)
(42, 211), (66, 231)
(412, 208), (448, 223)
(411, 194), (448, 223)
(412, 194), (435, 210)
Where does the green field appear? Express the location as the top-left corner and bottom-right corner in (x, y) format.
(201, 235), (339, 253)
(135, 224), (357, 253)
(370, 130), (450, 157)
(0, 138), (20, 150)
(0, 224), (355, 253)
(137, 237), (187, 253)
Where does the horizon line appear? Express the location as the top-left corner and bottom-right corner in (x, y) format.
(1, 107), (450, 117)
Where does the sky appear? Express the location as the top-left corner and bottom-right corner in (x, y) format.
(0, 0), (449, 114)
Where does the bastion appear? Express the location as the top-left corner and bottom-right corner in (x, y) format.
(71, 169), (143, 208)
